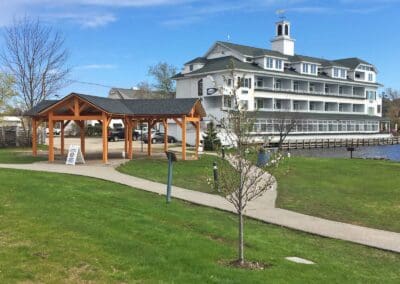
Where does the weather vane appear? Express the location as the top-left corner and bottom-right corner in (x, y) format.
(276, 9), (286, 20)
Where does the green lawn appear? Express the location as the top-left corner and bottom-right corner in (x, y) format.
(0, 147), (47, 163)
(118, 154), (218, 193)
(0, 168), (399, 283)
(274, 157), (400, 232)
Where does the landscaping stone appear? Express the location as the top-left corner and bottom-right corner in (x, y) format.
(285, 257), (315, 265)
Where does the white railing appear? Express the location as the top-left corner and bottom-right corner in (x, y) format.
(255, 86), (365, 98)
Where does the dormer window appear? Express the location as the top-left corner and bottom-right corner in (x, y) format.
(189, 64), (194, 71)
(333, 68), (347, 79)
(310, 64), (317, 74)
(197, 79), (203, 96)
(266, 57), (274, 69)
(275, 59), (282, 69)
(245, 57), (252, 62)
(302, 63), (309, 73)
(368, 73), (374, 82)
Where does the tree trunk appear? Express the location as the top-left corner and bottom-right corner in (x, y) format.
(238, 210), (244, 264)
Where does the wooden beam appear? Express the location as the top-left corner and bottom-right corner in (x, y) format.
(186, 117), (200, 122)
(74, 97), (80, 116)
(195, 121), (200, 160)
(102, 112), (109, 163)
(60, 121), (65, 156)
(128, 119), (133, 159)
(53, 115), (103, 121)
(79, 121), (85, 157)
(182, 115), (186, 161)
(32, 118), (37, 156)
(147, 119), (152, 156)
(173, 117), (182, 128)
(163, 119), (168, 152)
(48, 111), (55, 162)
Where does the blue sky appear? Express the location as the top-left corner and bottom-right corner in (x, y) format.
(1, 0), (400, 97)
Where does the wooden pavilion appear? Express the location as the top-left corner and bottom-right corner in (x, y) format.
(25, 93), (206, 163)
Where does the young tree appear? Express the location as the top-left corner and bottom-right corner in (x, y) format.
(0, 73), (17, 113)
(273, 113), (298, 150)
(203, 121), (221, 151)
(1, 17), (70, 111)
(148, 62), (177, 97)
(214, 60), (277, 266)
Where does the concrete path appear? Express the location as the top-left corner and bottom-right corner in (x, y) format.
(0, 162), (399, 253)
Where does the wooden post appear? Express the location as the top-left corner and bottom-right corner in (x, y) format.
(128, 119), (133, 159)
(102, 112), (109, 163)
(147, 119), (152, 156)
(48, 112), (54, 162)
(79, 121), (85, 157)
(60, 121), (65, 156)
(32, 118), (37, 156)
(124, 118), (128, 155)
(182, 116), (187, 160)
(195, 120), (200, 159)
(163, 119), (168, 152)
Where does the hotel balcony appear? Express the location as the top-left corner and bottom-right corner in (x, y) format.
(255, 76), (366, 99)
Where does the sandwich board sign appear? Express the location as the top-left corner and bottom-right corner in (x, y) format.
(66, 145), (85, 165)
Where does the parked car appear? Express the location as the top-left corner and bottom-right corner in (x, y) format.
(142, 132), (178, 144)
(46, 127), (61, 136)
(108, 128), (139, 142)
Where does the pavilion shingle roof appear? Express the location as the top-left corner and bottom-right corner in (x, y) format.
(25, 93), (206, 117)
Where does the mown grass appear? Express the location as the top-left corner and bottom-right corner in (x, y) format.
(274, 157), (400, 232)
(0, 146), (47, 163)
(118, 154), (219, 193)
(0, 168), (399, 283)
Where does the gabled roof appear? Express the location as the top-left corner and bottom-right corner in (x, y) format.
(25, 93), (206, 117)
(24, 100), (58, 116)
(333, 57), (373, 70)
(184, 57), (208, 65)
(216, 41), (287, 58)
(185, 56), (264, 75)
(109, 88), (175, 99)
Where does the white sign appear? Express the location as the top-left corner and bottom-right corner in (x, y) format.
(66, 145), (85, 165)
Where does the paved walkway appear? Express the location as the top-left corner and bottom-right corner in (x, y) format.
(0, 161), (399, 253)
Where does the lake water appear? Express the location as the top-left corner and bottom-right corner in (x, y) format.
(288, 144), (400, 162)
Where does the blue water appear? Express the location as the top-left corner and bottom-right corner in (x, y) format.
(289, 144), (400, 161)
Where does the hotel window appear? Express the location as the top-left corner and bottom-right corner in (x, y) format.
(333, 68), (339, 77)
(257, 78), (263, 88)
(275, 59), (283, 69)
(189, 64), (194, 71)
(340, 69), (346, 78)
(197, 79), (203, 96)
(368, 107), (374, 115)
(377, 105), (381, 113)
(275, 100), (282, 110)
(325, 85), (330, 94)
(266, 57), (274, 69)
(255, 99), (264, 109)
(243, 78), (251, 89)
(293, 81), (299, 92)
(367, 90), (376, 100)
(274, 79), (281, 90)
(368, 73), (373, 81)
(223, 96), (232, 108)
(339, 86), (343, 94)
(227, 78), (232, 87)
(309, 83), (315, 92)
(310, 64), (317, 74)
(302, 63), (309, 73)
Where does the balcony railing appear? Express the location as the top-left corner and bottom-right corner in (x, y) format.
(255, 107), (367, 115)
(255, 86), (366, 99)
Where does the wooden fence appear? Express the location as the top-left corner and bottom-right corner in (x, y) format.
(278, 136), (400, 150)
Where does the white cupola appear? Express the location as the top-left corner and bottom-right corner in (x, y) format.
(271, 20), (295, 56)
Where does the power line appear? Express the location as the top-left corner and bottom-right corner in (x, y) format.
(70, 79), (115, 89)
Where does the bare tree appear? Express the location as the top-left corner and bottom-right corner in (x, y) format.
(135, 81), (153, 99)
(1, 17), (70, 111)
(213, 60), (277, 267)
(148, 62), (176, 97)
(273, 113), (298, 149)
(0, 73), (17, 113)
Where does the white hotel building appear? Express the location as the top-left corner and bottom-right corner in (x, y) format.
(172, 20), (389, 143)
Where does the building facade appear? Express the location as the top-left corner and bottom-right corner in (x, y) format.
(173, 20), (388, 142)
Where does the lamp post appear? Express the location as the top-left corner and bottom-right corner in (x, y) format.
(213, 161), (219, 192)
(165, 151), (177, 203)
